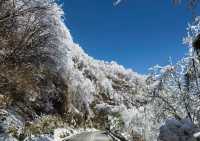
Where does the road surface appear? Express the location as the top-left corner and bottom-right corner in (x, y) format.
(63, 131), (113, 141)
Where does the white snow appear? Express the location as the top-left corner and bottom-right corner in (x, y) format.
(194, 132), (200, 138)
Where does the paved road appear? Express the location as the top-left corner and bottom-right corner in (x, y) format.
(63, 131), (113, 141)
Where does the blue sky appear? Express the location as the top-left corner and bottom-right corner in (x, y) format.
(60, 0), (192, 74)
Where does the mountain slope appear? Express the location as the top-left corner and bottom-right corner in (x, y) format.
(0, 0), (150, 140)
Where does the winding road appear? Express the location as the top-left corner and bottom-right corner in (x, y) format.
(63, 131), (113, 141)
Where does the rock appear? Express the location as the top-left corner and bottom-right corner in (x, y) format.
(158, 118), (200, 141)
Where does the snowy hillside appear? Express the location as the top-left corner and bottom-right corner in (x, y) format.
(0, 0), (150, 141)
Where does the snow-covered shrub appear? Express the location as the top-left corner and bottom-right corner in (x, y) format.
(22, 115), (68, 137)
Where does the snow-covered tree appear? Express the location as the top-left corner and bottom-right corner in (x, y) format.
(146, 17), (200, 133)
(173, 0), (199, 9)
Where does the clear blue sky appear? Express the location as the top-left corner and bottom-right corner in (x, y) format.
(60, 0), (192, 74)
